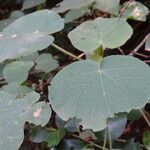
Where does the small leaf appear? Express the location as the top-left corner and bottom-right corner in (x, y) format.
(30, 127), (49, 143)
(0, 91), (51, 150)
(49, 56), (150, 131)
(64, 118), (81, 133)
(127, 109), (142, 121)
(121, 1), (149, 22)
(89, 47), (103, 62)
(107, 113), (127, 141)
(35, 53), (59, 73)
(80, 129), (97, 140)
(143, 131), (150, 150)
(0, 10), (64, 63)
(22, 52), (39, 62)
(145, 37), (150, 51)
(47, 128), (66, 147)
(27, 102), (51, 126)
(22, 0), (46, 10)
(123, 139), (142, 150)
(68, 17), (133, 52)
(52, 0), (93, 13)
(3, 61), (34, 84)
(65, 7), (89, 23)
(0, 11), (24, 31)
(94, 0), (120, 15)
(2, 82), (33, 98)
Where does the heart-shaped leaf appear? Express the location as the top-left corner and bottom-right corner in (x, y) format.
(68, 18), (133, 52)
(49, 56), (150, 131)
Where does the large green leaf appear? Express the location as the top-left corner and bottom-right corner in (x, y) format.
(68, 18), (133, 52)
(52, 0), (94, 13)
(0, 91), (51, 150)
(121, 1), (149, 22)
(49, 56), (150, 131)
(22, 0), (46, 10)
(94, 0), (120, 15)
(0, 9), (64, 63)
(3, 61), (34, 84)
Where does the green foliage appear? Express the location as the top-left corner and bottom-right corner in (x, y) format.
(0, 91), (51, 150)
(22, 0), (46, 10)
(145, 37), (150, 51)
(52, 0), (93, 13)
(3, 61), (34, 84)
(35, 53), (59, 73)
(0, 11), (24, 31)
(49, 56), (150, 131)
(94, 0), (120, 15)
(121, 1), (149, 21)
(46, 128), (66, 147)
(0, 1), (150, 149)
(107, 113), (127, 141)
(0, 10), (64, 62)
(143, 131), (150, 150)
(65, 7), (89, 23)
(68, 18), (133, 52)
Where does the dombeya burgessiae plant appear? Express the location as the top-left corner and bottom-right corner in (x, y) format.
(0, 0), (150, 149)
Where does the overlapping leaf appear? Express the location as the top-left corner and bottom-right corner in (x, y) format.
(0, 11), (24, 31)
(0, 9), (64, 63)
(35, 53), (59, 73)
(22, 0), (46, 10)
(68, 17), (133, 52)
(145, 37), (150, 51)
(0, 91), (51, 150)
(121, 1), (149, 21)
(49, 56), (150, 131)
(3, 61), (34, 84)
(94, 0), (120, 15)
(52, 0), (93, 13)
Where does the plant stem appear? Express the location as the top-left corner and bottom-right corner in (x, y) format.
(51, 43), (81, 60)
(103, 128), (107, 150)
(140, 109), (150, 127)
(71, 134), (109, 150)
(130, 33), (150, 55)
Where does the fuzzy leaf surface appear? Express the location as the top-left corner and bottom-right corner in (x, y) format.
(68, 18), (133, 52)
(50, 56), (150, 131)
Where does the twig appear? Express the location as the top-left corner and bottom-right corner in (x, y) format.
(78, 53), (85, 59)
(130, 33), (150, 56)
(71, 134), (109, 150)
(51, 43), (81, 60)
(103, 128), (107, 150)
(118, 47), (125, 55)
(144, 60), (150, 63)
(131, 51), (149, 58)
(140, 109), (150, 127)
